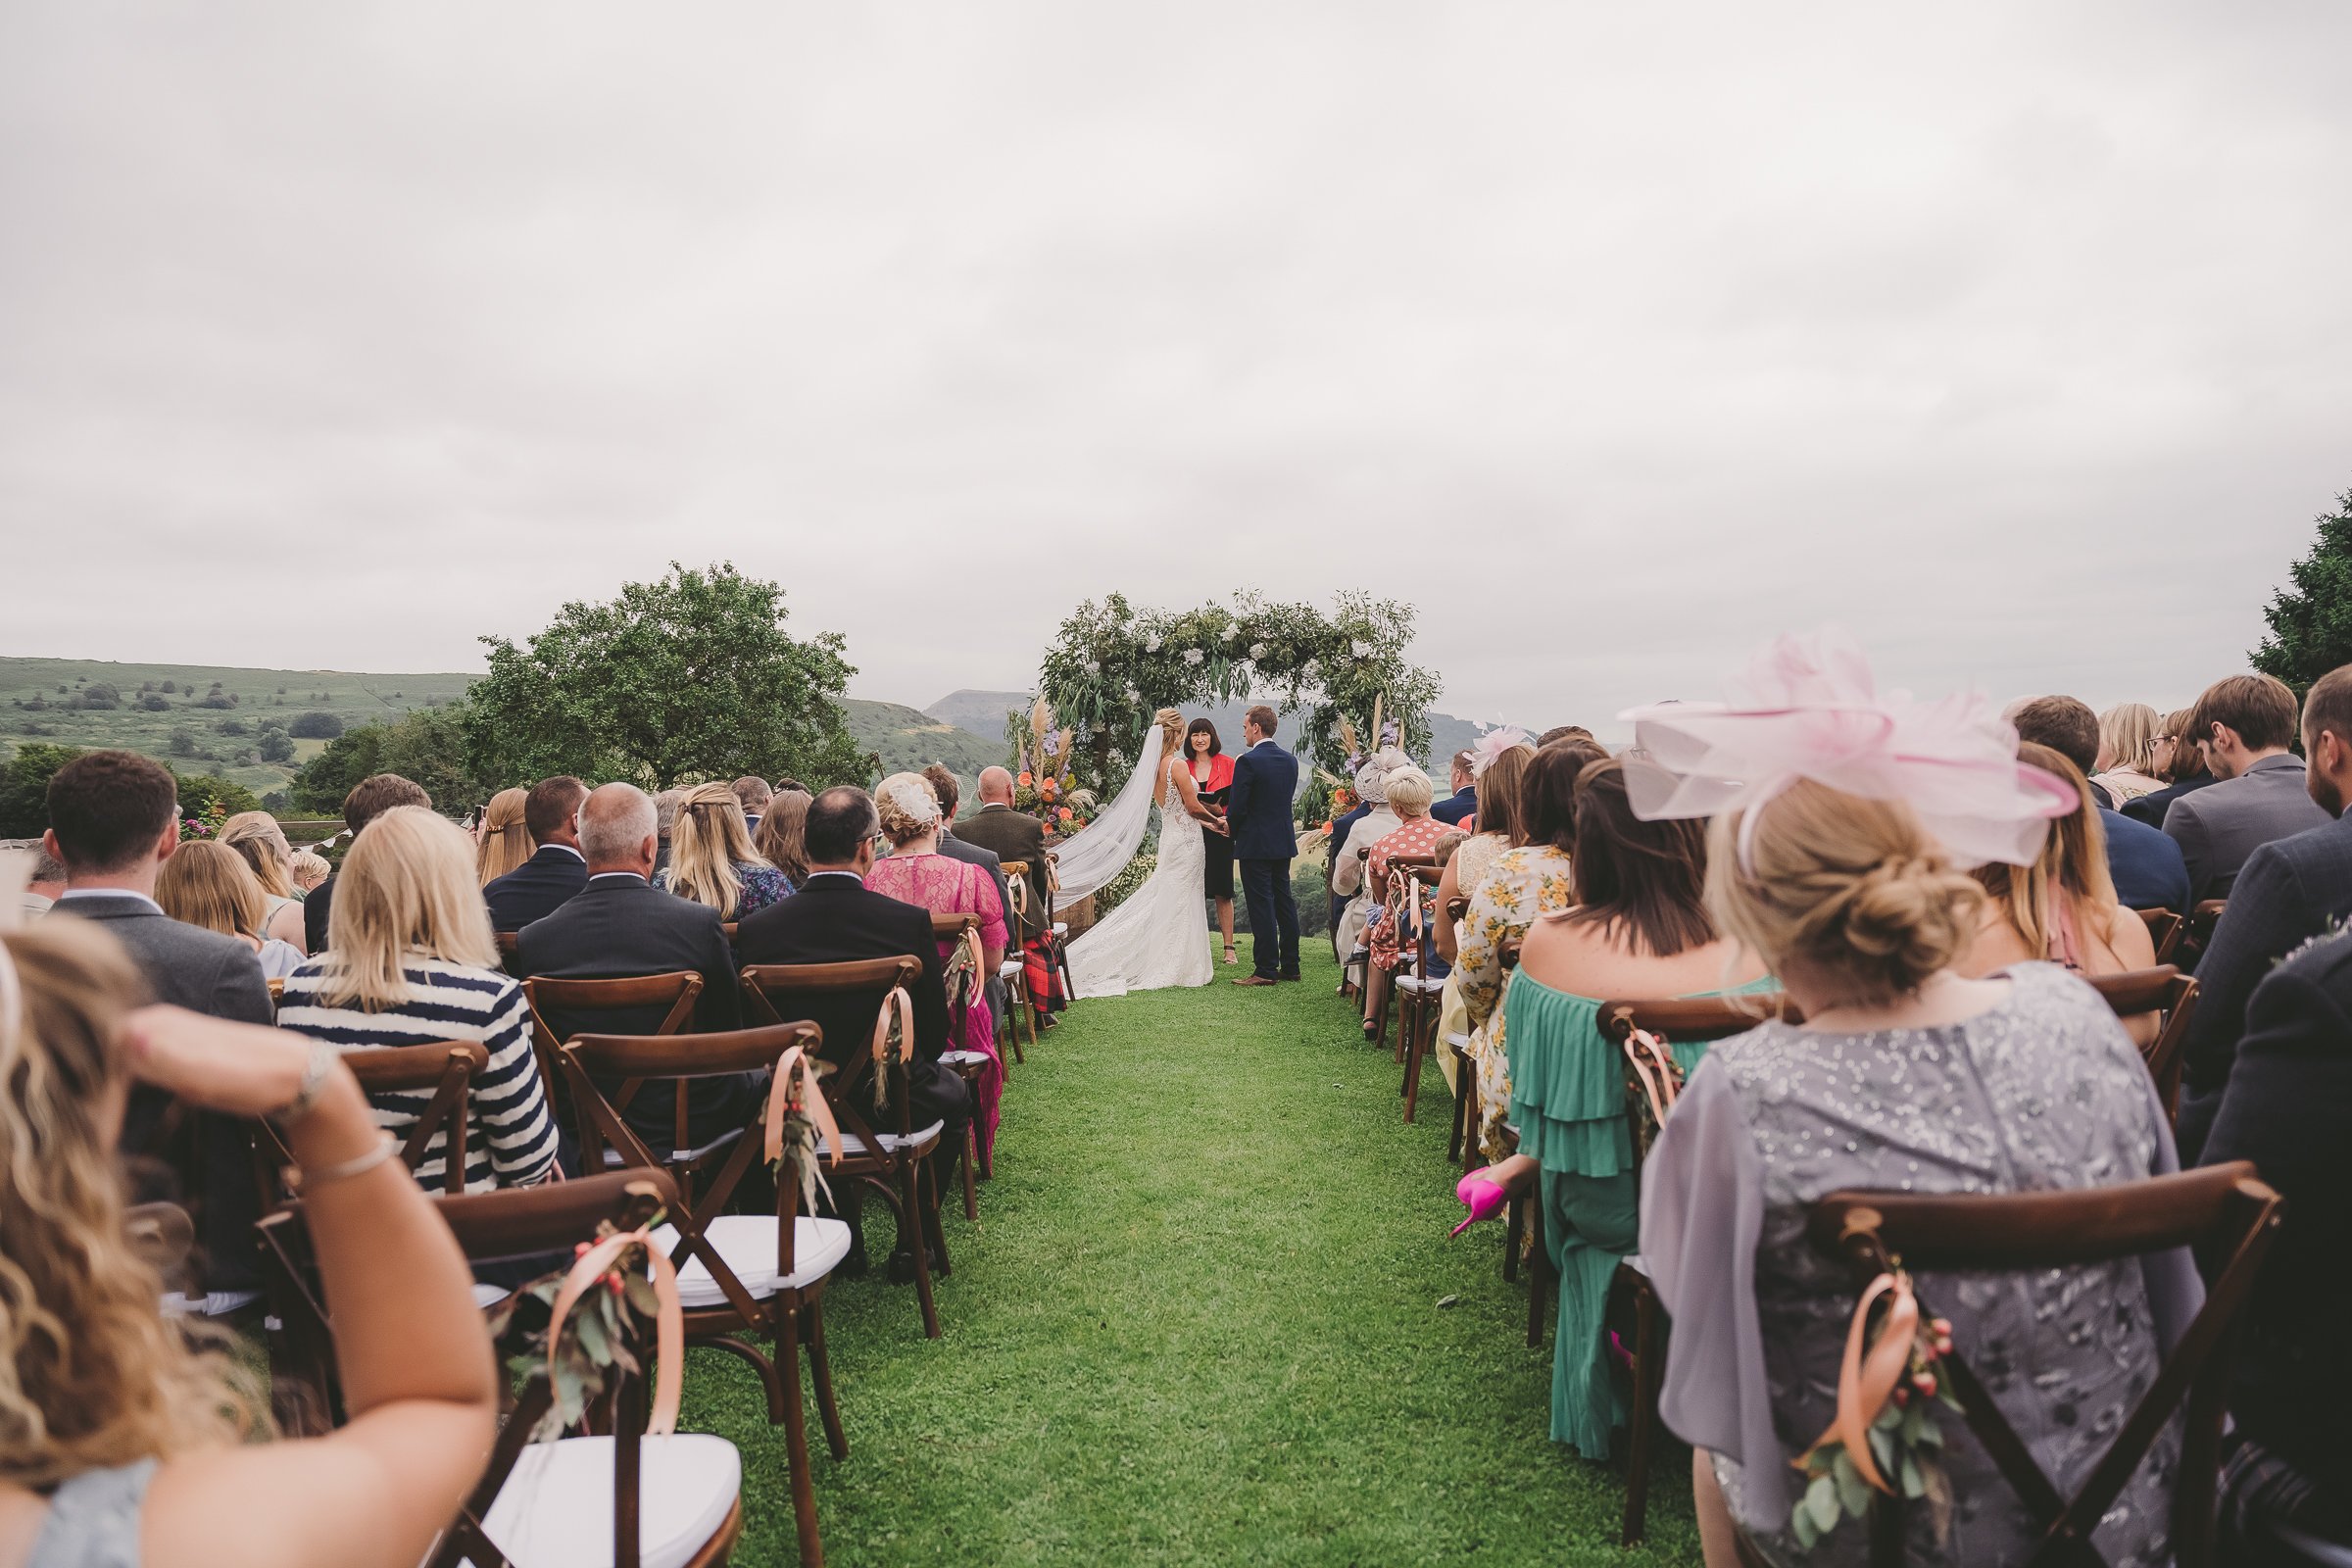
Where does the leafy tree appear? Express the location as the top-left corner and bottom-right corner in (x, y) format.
(291, 724), (391, 813)
(467, 563), (872, 790)
(77, 683), (120, 710)
(261, 790), (291, 813)
(167, 731), (199, 758)
(2253, 488), (2352, 698)
(288, 710), (345, 739)
(288, 702), (493, 815)
(0, 744), (84, 838)
(172, 770), (261, 822)
(258, 728), (295, 763)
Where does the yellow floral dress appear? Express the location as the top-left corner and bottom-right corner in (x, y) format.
(1454, 844), (1576, 1161)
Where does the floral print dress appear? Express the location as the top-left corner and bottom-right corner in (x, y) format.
(1453, 844), (1576, 1161)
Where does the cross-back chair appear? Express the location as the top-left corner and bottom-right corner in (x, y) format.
(2082, 965), (2200, 1114)
(1394, 863), (1446, 1123)
(1366, 852), (1438, 1058)
(1442, 895), (1477, 1165)
(559, 1025), (850, 1565)
(741, 957), (950, 1340)
(997, 860), (1038, 1060)
(494, 929), (520, 975)
(522, 971), (714, 1192)
(339, 1039), (489, 1189)
(2180, 898), (2228, 968)
(931, 908), (992, 1218)
(1792, 1162), (2282, 1567)
(2135, 907), (2184, 965)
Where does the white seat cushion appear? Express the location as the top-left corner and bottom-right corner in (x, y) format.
(468, 1433), (740, 1568)
(835, 1118), (946, 1158)
(472, 1282), (514, 1309)
(649, 1214), (853, 1306)
(1396, 975), (1439, 994)
(160, 1289), (262, 1318)
(1445, 1032), (1469, 1048)
(1051, 921), (1068, 937)
(998, 959), (1024, 980)
(937, 1049), (990, 1067)
(601, 1126), (745, 1170)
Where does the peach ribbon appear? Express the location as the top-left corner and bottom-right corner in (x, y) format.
(1622, 1027), (1682, 1126)
(869, 985), (914, 1065)
(944, 928), (985, 1006)
(548, 1226), (685, 1437)
(762, 1044), (843, 1167)
(1796, 1270), (1918, 1494)
(1004, 877), (1028, 919)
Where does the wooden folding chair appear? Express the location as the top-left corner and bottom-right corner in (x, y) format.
(340, 1040), (488, 1190)
(1396, 866), (1446, 1123)
(1596, 991), (1799, 1545)
(2082, 965), (2200, 1113)
(2180, 898), (2228, 968)
(559, 1026), (850, 1565)
(2135, 906), (2184, 965)
(742, 957), (951, 1340)
(522, 972), (711, 1193)
(997, 861), (1038, 1061)
(494, 929), (520, 975)
(1799, 1162), (2282, 1567)
(931, 909), (991, 1218)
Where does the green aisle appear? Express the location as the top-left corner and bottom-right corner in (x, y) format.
(686, 942), (1702, 1566)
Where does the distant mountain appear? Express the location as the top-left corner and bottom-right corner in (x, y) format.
(842, 699), (1004, 783)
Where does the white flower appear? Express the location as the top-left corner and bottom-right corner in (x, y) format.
(1084, 660), (1101, 675)
(1144, 634), (1162, 654)
(1301, 659), (1320, 680)
(1125, 685), (1141, 703)
(1183, 648), (1204, 665)
(1350, 639), (1372, 659)
(1250, 642), (1268, 661)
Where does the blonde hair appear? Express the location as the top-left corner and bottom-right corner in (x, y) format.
(155, 840), (268, 941)
(2098, 703), (2160, 775)
(475, 787), (534, 887)
(1384, 766), (1435, 816)
(664, 782), (770, 918)
(0, 922), (266, 1484)
(1705, 780), (1985, 1008)
(216, 811), (293, 899)
(874, 772), (943, 847)
(317, 807), (499, 1010)
(1155, 709), (1186, 761)
(288, 850), (330, 892)
(752, 789), (811, 885)
(1974, 744), (2118, 957)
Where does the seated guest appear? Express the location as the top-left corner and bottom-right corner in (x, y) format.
(217, 810), (309, 952)
(2122, 705), (2214, 828)
(277, 807), (559, 1194)
(732, 774), (771, 831)
(1431, 750), (1478, 826)
(21, 843), (66, 917)
(0, 925), (499, 1568)
(288, 847), (330, 895)
(1642, 775), (2195, 1568)
(482, 775), (589, 932)
(953, 765), (1059, 1028)
(652, 787), (685, 878)
(2164, 672), (2330, 902)
(923, 763), (1012, 1020)
(665, 780), (792, 918)
(735, 786), (972, 1280)
(1456, 739), (1606, 1162)
(2176, 663), (2352, 1161)
(753, 782), (813, 888)
(2197, 926), (2352, 1547)
(2011, 693), (2190, 912)
(515, 783), (756, 1152)
(1961, 742), (2158, 1039)
(1455, 758), (1770, 1458)
(45, 751), (272, 1297)
(305, 773), (431, 952)
(155, 840), (307, 980)
(1361, 766), (1448, 1034)
(472, 785), (534, 887)
(2093, 701), (2165, 804)
(1434, 742), (1534, 1097)
(865, 772), (1009, 1164)
(1330, 760), (1400, 958)
(1537, 725), (1595, 749)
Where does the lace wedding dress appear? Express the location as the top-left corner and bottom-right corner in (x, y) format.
(1064, 757), (1214, 998)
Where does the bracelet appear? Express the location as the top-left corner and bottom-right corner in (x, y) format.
(299, 1133), (399, 1190)
(270, 1039), (340, 1129)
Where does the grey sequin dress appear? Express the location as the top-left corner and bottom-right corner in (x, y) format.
(1639, 963), (2204, 1568)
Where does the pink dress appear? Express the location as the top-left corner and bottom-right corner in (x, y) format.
(863, 853), (1010, 1158)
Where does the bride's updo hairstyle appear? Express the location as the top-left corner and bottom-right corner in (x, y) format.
(1154, 709), (1186, 760)
(874, 772), (944, 847)
(1704, 780), (1984, 1008)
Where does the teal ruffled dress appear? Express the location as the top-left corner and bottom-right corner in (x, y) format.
(1502, 969), (1781, 1457)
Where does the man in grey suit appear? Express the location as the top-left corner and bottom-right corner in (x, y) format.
(2164, 673), (2332, 904)
(921, 766), (1012, 1025)
(43, 750), (272, 1296)
(2177, 664), (2352, 1161)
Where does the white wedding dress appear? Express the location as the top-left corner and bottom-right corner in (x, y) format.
(1064, 757), (1214, 998)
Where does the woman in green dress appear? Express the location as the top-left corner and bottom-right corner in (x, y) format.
(1456, 758), (1773, 1458)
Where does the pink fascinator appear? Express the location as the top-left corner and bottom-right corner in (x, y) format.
(1469, 726), (1532, 777)
(1617, 629), (2077, 870)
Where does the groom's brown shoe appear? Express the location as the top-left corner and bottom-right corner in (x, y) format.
(1232, 974), (1279, 987)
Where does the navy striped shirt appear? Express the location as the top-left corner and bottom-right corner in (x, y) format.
(277, 956), (561, 1194)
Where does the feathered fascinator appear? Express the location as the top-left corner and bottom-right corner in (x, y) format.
(1617, 628), (2076, 870)
(1470, 726), (1531, 777)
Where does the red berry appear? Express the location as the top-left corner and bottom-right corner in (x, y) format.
(1915, 1373), (1937, 1399)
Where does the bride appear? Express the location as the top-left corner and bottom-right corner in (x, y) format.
(1063, 709), (1230, 998)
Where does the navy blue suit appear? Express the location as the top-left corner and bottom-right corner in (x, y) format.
(1228, 738), (1301, 979)
(483, 844), (589, 932)
(2101, 808), (2189, 914)
(1432, 786), (1477, 827)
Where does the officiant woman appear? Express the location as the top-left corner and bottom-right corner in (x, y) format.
(1187, 718), (1239, 965)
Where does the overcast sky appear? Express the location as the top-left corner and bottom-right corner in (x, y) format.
(4, 3), (2346, 725)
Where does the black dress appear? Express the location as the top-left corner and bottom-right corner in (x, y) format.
(1198, 774), (1235, 901)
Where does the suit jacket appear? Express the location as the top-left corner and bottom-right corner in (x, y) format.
(2175, 810), (2352, 1162)
(954, 805), (1049, 940)
(2162, 754), (2330, 904)
(933, 830), (1011, 933)
(53, 892), (273, 1291)
(2121, 771), (2214, 829)
(2101, 808), (2190, 914)
(514, 874), (749, 1147)
(732, 873), (952, 1069)
(2196, 926), (2352, 1476)
(484, 844), (590, 933)
(304, 870), (336, 952)
(1226, 740), (1299, 861)
(1431, 786), (1477, 828)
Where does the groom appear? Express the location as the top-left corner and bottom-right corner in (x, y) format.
(1226, 705), (1301, 986)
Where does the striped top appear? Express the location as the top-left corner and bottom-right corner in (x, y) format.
(277, 955), (561, 1194)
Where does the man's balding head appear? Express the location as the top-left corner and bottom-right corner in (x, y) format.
(579, 782), (659, 875)
(977, 766), (1014, 805)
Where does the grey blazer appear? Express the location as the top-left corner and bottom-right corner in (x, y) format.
(2162, 754), (2332, 904)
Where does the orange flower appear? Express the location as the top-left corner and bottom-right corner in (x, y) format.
(1057, 806), (1074, 821)
(1017, 770), (1033, 787)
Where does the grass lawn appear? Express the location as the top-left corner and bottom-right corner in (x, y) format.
(685, 939), (1701, 1566)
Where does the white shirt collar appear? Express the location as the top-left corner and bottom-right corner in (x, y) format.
(588, 870), (647, 884)
(544, 843), (587, 862)
(804, 869), (865, 885)
(56, 888), (163, 912)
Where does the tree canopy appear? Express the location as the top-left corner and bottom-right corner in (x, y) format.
(466, 563), (872, 791)
(2253, 488), (2352, 697)
(290, 703), (494, 815)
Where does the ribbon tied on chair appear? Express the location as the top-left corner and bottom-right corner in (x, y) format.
(866, 985), (914, 1109)
(1800, 1269), (1920, 1495)
(548, 1227), (686, 1436)
(762, 1044), (843, 1168)
(1621, 1026), (1683, 1129)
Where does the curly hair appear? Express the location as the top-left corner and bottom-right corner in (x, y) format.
(874, 772), (943, 846)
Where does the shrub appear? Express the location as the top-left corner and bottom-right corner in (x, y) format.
(139, 694), (172, 711)
(167, 731), (199, 758)
(288, 710), (345, 739)
(258, 729), (295, 762)
(217, 717), (247, 736)
(0, 743), (85, 837)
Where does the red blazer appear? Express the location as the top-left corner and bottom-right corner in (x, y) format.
(1190, 753), (1236, 796)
